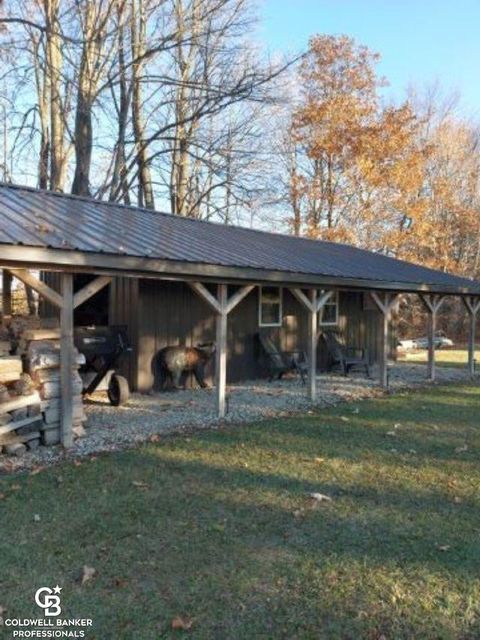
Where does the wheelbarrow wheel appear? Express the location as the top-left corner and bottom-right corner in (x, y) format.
(107, 374), (129, 406)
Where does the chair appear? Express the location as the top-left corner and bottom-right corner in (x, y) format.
(256, 333), (308, 384)
(322, 330), (370, 377)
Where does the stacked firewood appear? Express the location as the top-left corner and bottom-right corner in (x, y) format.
(0, 326), (43, 456)
(0, 317), (88, 456)
(24, 335), (87, 445)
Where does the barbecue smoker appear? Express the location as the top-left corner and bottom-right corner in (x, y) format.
(74, 325), (131, 406)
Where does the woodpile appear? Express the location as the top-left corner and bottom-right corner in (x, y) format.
(25, 338), (87, 446)
(0, 316), (88, 456)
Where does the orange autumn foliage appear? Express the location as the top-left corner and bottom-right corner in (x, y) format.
(286, 34), (480, 278)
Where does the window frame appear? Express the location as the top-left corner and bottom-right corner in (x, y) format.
(258, 286), (283, 327)
(319, 291), (339, 327)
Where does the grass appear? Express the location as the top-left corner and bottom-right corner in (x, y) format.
(1, 385), (479, 639)
(398, 348), (474, 368)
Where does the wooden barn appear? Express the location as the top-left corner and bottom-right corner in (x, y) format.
(0, 183), (479, 447)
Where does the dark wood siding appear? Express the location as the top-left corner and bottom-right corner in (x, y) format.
(109, 277), (140, 386)
(118, 281), (394, 392)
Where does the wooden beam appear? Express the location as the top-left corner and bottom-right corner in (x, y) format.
(215, 284), (228, 419)
(316, 290), (334, 313)
(290, 288), (334, 401)
(224, 285), (255, 315)
(73, 275), (112, 309)
(2, 269), (12, 315)
(188, 282), (222, 314)
(190, 282), (255, 418)
(419, 294), (446, 382)
(463, 296), (480, 378)
(290, 288), (314, 313)
(8, 268), (63, 309)
(307, 289), (318, 402)
(2, 245), (479, 295)
(370, 292), (398, 389)
(60, 273), (74, 448)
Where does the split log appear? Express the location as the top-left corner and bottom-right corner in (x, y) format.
(44, 403), (85, 425)
(40, 377), (83, 400)
(33, 369), (83, 385)
(0, 391), (41, 415)
(0, 356), (23, 383)
(4, 442), (27, 457)
(41, 427), (60, 446)
(21, 328), (61, 342)
(27, 346), (85, 372)
(0, 415), (43, 436)
(0, 429), (41, 446)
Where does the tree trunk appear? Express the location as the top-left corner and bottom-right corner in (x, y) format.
(131, 0), (154, 209)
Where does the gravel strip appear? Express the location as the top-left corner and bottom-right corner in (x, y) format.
(0, 364), (475, 473)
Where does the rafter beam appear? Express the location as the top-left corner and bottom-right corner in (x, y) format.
(290, 288), (334, 314)
(73, 276), (112, 310)
(224, 285), (255, 315)
(8, 268), (63, 309)
(188, 282), (222, 314)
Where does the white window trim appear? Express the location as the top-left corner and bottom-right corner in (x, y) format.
(319, 291), (339, 327)
(258, 286), (283, 327)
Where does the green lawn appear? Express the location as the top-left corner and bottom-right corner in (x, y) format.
(398, 348), (474, 368)
(1, 385), (479, 639)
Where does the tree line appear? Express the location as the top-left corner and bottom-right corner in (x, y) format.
(0, 2), (479, 288)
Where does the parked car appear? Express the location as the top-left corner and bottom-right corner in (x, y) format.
(412, 334), (454, 349)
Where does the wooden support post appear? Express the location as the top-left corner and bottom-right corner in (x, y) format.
(462, 296), (480, 378)
(189, 282), (254, 419)
(420, 294), (446, 382)
(289, 288), (334, 402)
(216, 284), (228, 418)
(370, 292), (399, 389)
(60, 273), (74, 448)
(307, 289), (318, 402)
(2, 269), (12, 315)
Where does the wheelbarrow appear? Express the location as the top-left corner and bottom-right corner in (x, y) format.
(74, 325), (132, 406)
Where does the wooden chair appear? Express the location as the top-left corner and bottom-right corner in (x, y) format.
(256, 333), (308, 384)
(321, 330), (370, 377)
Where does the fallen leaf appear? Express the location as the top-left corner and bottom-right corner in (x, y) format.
(112, 577), (128, 588)
(307, 492), (332, 503)
(171, 616), (192, 631)
(80, 565), (96, 585)
(30, 466), (44, 476)
(132, 481), (149, 489)
(314, 457), (325, 464)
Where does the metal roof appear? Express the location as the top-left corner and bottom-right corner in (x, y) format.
(0, 182), (478, 294)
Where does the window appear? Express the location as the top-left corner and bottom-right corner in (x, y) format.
(319, 291), (339, 326)
(259, 286), (282, 327)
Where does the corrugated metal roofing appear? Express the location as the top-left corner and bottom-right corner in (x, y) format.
(0, 182), (478, 293)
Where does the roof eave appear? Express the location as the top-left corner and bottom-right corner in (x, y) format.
(0, 244), (478, 296)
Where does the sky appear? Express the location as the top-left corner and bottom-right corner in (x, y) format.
(259, 0), (480, 119)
